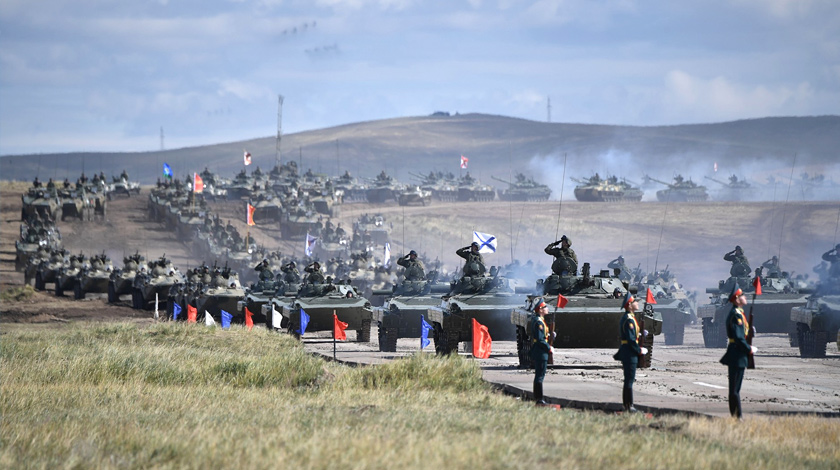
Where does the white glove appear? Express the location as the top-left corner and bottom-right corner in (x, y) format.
(549, 347), (555, 356)
(750, 346), (758, 354)
(640, 347), (649, 355)
(550, 332), (557, 341)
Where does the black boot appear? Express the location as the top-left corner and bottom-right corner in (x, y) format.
(623, 388), (637, 412)
(728, 394), (738, 418)
(534, 382), (547, 406)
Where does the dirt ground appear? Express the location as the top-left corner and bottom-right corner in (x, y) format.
(2, 182), (838, 417)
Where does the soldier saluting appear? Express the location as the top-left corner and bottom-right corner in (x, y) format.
(281, 261), (301, 283)
(304, 261), (325, 284)
(545, 235), (578, 276)
(456, 242), (485, 277)
(397, 250), (425, 281)
(821, 244), (840, 279)
(724, 245), (751, 278)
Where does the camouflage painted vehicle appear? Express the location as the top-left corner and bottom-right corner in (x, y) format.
(132, 255), (185, 310)
(225, 169), (255, 199)
(353, 214), (391, 246)
(409, 171), (458, 202)
(74, 253), (114, 299)
(697, 271), (808, 348)
(274, 281), (373, 341)
(248, 189), (285, 223)
(704, 175), (752, 201)
(176, 203), (208, 241)
(108, 253), (145, 303)
(397, 185), (432, 206)
(60, 186), (106, 221)
(790, 278), (840, 358)
(510, 263), (662, 369)
(33, 248), (68, 291)
(572, 175), (643, 202)
(23, 246), (52, 285)
(457, 173), (496, 202)
(55, 253), (90, 297)
(372, 275), (450, 352)
(492, 173), (551, 202)
(332, 172), (368, 203)
(426, 272), (526, 354)
(634, 267), (696, 345)
(16, 220), (62, 271)
(21, 186), (63, 221)
(366, 171), (402, 203)
(647, 174), (709, 202)
(193, 267), (246, 323)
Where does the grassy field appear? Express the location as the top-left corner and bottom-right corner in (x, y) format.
(2, 322), (839, 469)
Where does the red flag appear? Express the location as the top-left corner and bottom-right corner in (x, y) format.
(193, 173), (204, 193)
(645, 288), (657, 305)
(244, 150), (252, 166)
(556, 294), (568, 308)
(460, 155), (469, 169)
(187, 305), (197, 323)
(333, 313), (348, 341)
(246, 203), (256, 226)
(245, 307), (254, 331)
(753, 276), (762, 296)
(471, 318), (492, 359)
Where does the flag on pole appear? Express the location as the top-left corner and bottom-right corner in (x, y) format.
(420, 315), (432, 350)
(244, 151), (252, 166)
(460, 155), (469, 169)
(187, 305), (197, 323)
(154, 293), (159, 320)
(472, 318), (492, 359)
(163, 163), (173, 179)
(205, 310), (216, 326)
(645, 288), (657, 305)
(383, 242), (391, 269)
(247, 203), (256, 226)
(714, 162), (718, 172)
(297, 308), (310, 335)
(245, 307), (254, 331)
(473, 231), (497, 254)
(271, 305), (282, 329)
(305, 233), (318, 257)
(193, 173), (204, 193)
(221, 310), (232, 329)
(333, 313), (348, 341)
(753, 276), (762, 296)
(172, 302), (182, 321)
(556, 294), (568, 308)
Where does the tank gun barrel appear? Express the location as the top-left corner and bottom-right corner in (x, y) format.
(491, 175), (513, 185)
(570, 177), (588, 184)
(704, 175), (729, 186)
(645, 175), (672, 187)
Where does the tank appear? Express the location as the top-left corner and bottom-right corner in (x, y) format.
(704, 174), (752, 201)
(372, 275), (451, 352)
(132, 255), (185, 310)
(456, 173), (496, 202)
(647, 174), (709, 202)
(108, 252), (145, 303)
(248, 189), (285, 223)
(55, 253), (90, 297)
(397, 185), (432, 206)
(332, 171), (368, 203)
(510, 263), (662, 369)
(192, 266), (246, 323)
(572, 175), (643, 202)
(224, 169), (255, 199)
(697, 270), (808, 348)
(280, 203), (321, 239)
(633, 267), (696, 345)
(21, 186), (62, 221)
(492, 173), (552, 202)
(272, 281), (374, 341)
(366, 171), (402, 203)
(74, 253), (114, 299)
(409, 171), (458, 202)
(426, 272), (526, 355)
(791, 279), (840, 358)
(33, 248), (68, 291)
(176, 202), (208, 241)
(353, 214), (391, 246)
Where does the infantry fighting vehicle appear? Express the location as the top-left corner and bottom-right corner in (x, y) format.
(55, 253), (90, 297)
(427, 271), (526, 354)
(397, 185), (432, 206)
(456, 173), (496, 202)
(372, 274), (450, 352)
(33, 248), (68, 291)
(790, 278), (840, 358)
(332, 171), (368, 203)
(241, 276), (299, 329)
(280, 204), (321, 239)
(192, 266), (246, 323)
(108, 175), (142, 198)
(225, 170), (255, 199)
(353, 214), (391, 245)
(366, 171), (402, 203)
(704, 174), (752, 201)
(73, 253), (114, 299)
(510, 263), (662, 368)
(634, 267), (695, 345)
(23, 246), (52, 285)
(409, 171), (458, 202)
(572, 174), (643, 202)
(272, 280), (373, 341)
(21, 186), (63, 221)
(698, 270), (808, 348)
(492, 173), (552, 201)
(249, 188), (285, 223)
(108, 253), (145, 303)
(132, 255), (185, 310)
(60, 186), (106, 221)
(647, 174), (709, 202)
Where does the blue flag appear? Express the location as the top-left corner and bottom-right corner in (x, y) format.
(172, 302), (181, 321)
(221, 310), (232, 329)
(420, 315), (432, 349)
(163, 163), (173, 179)
(297, 308), (310, 335)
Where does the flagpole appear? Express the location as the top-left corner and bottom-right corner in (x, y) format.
(333, 309), (337, 360)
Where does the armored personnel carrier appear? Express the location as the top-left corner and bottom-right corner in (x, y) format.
(697, 270), (808, 348)
(353, 213), (391, 245)
(33, 248), (68, 291)
(397, 185), (432, 206)
(108, 173), (141, 198)
(55, 253), (90, 297)
(366, 171), (402, 203)
(409, 171), (458, 202)
(456, 173), (495, 202)
(280, 203), (321, 239)
(572, 174), (643, 202)
(427, 272), (526, 355)
(704, 174), (752, 201)
(634, 268), (695, 345)
(248, 188), (285, 223)
(332, 171), (367, 202)
(492, 173), (551, 201)
(132, 255), (185, 310)
(23, 245), (52, 285)
(372, 275), (450, 352)
(192, 266), (246, 323)
(60, 186), (105, 221)
(74, 253), (114, 299)
(273, 281), (373, 341)
(647, 174), (709, 202)
(108, 252), (145, 303)
(791, 279), (840, 358)
(225, 169), (255, 199)
(510, 263), (662, 368)
(21, 186), (62, 221)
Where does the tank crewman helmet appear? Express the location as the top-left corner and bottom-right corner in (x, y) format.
(622, 291), (635, 310)
(835, 243), (840, 251)
(409, 250), (417, 257)
(728, 282), (743, 303)
(560, 235), (571, 246)
(734, 245), (743, 253)
(470, 242), (479, 249)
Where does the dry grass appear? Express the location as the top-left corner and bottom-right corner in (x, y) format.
(2, 322), (838, 469)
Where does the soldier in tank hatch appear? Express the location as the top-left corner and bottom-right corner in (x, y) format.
(545, 235), (577, 276)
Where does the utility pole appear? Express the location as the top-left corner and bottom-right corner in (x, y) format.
(276, 95), (284, 166)
(547, 96), (551, 123)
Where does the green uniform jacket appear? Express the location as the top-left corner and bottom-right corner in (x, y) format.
(720, 306), (751, 368)
(613, 312), (641, 362)
(528, 315), (550, 361)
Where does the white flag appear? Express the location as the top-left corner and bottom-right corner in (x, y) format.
(154, 293), (159, 320)
(271, 305), (282, 329)
(205, 310), (216, 327)
(305, 233), (318, 257)
(244, 151), (252, 166)
(473, 231), (497, 254)
(383, 242), (391, 268)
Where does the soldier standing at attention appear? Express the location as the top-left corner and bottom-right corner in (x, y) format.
(397, 250), (425, 281)
(613, 291), (647, 413)
(529, 298), (553, 406)
(456, 242), (485, 277)
(821, 244), (840, 278)
(719, 283), (757, 419)
(545, 235), (578, 276)
(724, 245), (751, 277)
(304, 261), (325, 284)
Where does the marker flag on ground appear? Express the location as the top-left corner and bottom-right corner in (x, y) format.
(245, 307), (254, 331)
(193, 173), (204, 193)
(383, 242), (391, 268)
(163, 163), (173, 179)
(247, 203), (256, 226)
(472, 318), (492, 359)
(305, 233), (317, 257)
(556, 293), (568, 309)
(333, 313), (348, 341)
(473, 231), (497, 254)
(420, 315), (432, 350)
(244, 150), (252, 166)
(297, 308), (310, 335)
(221, 310), (232, 329)
(753, 276), (762, 296)
(460, 155), (469, 169)
(187, 305), (197, 323)
(645, 288), (657, 305)
(271, 305), (282, 329)
(172, 302), (181, 321)
(154, 293), (159, 320)
(205, 310), (216, 327)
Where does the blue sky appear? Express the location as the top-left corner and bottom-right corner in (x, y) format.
(1, 0), (838, 155)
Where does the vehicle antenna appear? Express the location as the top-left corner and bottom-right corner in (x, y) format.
(833, 205), (840, 246)
(776, 153), (797, 265)
(508, 140), (514, 263)
(553, 153), (568, 241)
(652, 187), (672, 275)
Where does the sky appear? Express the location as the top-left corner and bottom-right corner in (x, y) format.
(1, 0), (838, 155)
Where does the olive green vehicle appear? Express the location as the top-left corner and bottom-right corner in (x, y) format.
(108, 253), (145, 303)
(73, 253), (114, 299)
(510, 263), (662, 369)
(132, 255), (185, 310)
(704, 174), (752, 202)
(273, 281), (373, 341)
(192, 267), (246, 323)
(572, 174), (643, 202)
(426, 273), (526, 355)
(23, 246), (53, 285)
(790, 280), (840, 358)
(397, 185), (432, 206)
(456, 173), (496, 202)
(33, 248), (68, 291)
(60, 186), (106, 221)
(647, 174), (709, 202)
(697, 273), (808, 348)
(372, 276), (450, 352)
(21, 186), (62, 221)
(55, 253), (90, 297)
(634, 268), (695, 345)
(366, 171), (402, 203)
(409, 171), (458, 202)
(492, 173), (552, 202)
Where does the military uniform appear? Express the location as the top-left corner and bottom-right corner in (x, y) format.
(719, 284), (753, 418)
(528, 300), (551, 405)
(613, 291), (642, 412)
(608, 256), (631, 281)
(821, 244), (840, 278)
(456, 244), (485, 277)
(724, 246), (751, 277)
(397, 252), (425, 281)
(545, 236), (578, 276)
(304, 263), (325, 284)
